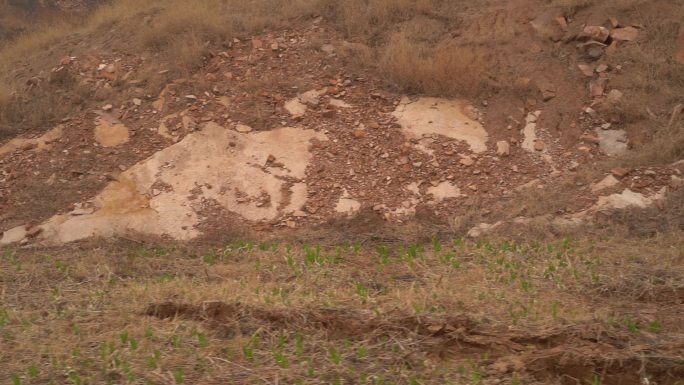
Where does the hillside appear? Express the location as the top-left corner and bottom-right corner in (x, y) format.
(0, 0), (683, 384)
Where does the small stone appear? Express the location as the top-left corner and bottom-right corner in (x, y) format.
(132, 98), (142, 106)
(611, 167), (630, 178)
(533, 140), (545, 151)
(270, 43), (279, 51)
(581, 26), (610, 42)
(321, 44), (335, 54)
(589, 78), (606, 97)
(568, 161), (580, 171)
(587, 46), (604, 60)
(496, 141), (510, 156)
(235, 123), (253, 133)
(460, 156), (475, 166)
(610, 27), (639, 41)
(606, 89), (623, 105)
(595, 64), (609, 73)
(591, 175), (620, 193)
(102, 104), (113, 111)
(578, 64), (595, 77)
(251, 39), (263, 49)
(601, 123), (612, 130)
(352, 129), (365, 138)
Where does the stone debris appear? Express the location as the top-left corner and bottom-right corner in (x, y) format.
(94, 115), (130, 147)
(521, 111), (541, 152)
(31, 123), (327, 243)
(0, 125), (63, 157)
(427, 182), (461, 202)
(610, 27), (639, 41)
(595, 128), (628, 156)
(0, 17), (679, 246)
(581, 26), (610, 43)
(591, 175), (620, 193)
(392, 97), (488, 153)
(496, 141), (510, 156)
(235, 123), (253, 133)
(284, 98), (307, 116)
(335, 189), (361, 215)
(0, 226), (28, 246)
(589, 188), (666, 213)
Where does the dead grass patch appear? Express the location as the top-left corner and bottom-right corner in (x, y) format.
(613, 125), (684, 167)
(380, 32), (491, 98)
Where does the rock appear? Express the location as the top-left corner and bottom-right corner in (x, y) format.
(595, 64), (609, 73)
(542, 89), (556, 101)
(460, 156), (475, 166)
(1, 226), (27, 245)
(591, 175), (620, 192)
(578, 64), (595, 77)
(467, 222), (503, 238)
(329, 99), (352, 109)
(610, 27), (639, 41)
(321, 44), (335, 54)
(606, 89), (623, 105)
(299, 89), (323, 106)
(581, 26), (610, 43)
(595, 129), (628, 155)
(586, 45), (604, 60)
(284, 98), (307, 116)
(589, 78), (606, 97)
(270, 43), (279, 51)
(669, 104), (683, 128)
(352, 129), (365, 138)
(533, 140), (545, 151)
(235, 123), (253, 133)
(591, 189), (662, 213)
(496, 141), (510, 156)
(251, 39), (263, 49)
(132, 98), (142, 106)
(102, 104), (113, 111)
(675, 27), (684, 65)
(610, 167), (630, 178)
(94, 116), (130, 147)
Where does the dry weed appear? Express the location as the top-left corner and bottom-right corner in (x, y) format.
(380, 32), (490, 97)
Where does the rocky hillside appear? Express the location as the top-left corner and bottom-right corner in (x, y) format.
(1, 1), (683, 385)
(1, 0), (683, 246)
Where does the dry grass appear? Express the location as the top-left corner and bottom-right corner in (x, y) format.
(1, 235), (682, 384)
(380, 32), (490, 98)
